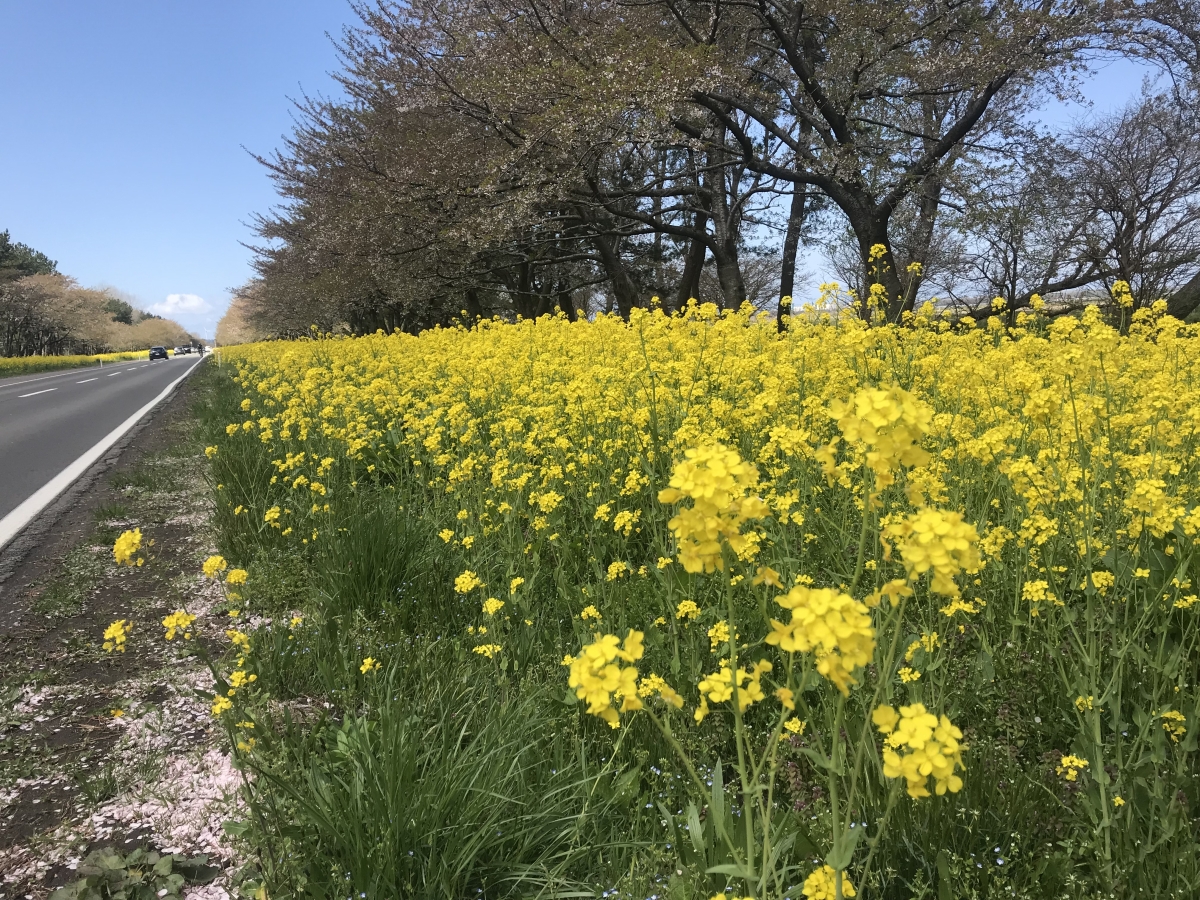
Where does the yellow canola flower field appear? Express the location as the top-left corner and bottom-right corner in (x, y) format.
(0, 348), (159, 377)
(214, 301), (1200, 892)
(221, 302), (1200, 575)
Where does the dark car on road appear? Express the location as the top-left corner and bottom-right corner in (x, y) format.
(149, 346), (168, 360)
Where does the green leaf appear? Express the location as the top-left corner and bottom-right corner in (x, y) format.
(825, 827), (864, 871)
(936, 849), (953, 900)
(222, 819), (250, 838)
(706, 863), (755, 878)
(97, 851), (126, 871)
(975, 647), (995, 684)
(711, 759), (725, 828)
(175, 857), (220, 884)
(49, 883), (85, 900)
(687, 801), (706, 858)
(763, 832), (796, 877)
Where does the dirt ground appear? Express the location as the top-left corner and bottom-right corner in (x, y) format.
(0, 364), (244, 898)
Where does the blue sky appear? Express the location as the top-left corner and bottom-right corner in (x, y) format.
(0, 5), (1154, 338)
(1, 1), (353, 339)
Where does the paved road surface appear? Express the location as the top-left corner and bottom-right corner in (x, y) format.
(0, 355), (204, 522)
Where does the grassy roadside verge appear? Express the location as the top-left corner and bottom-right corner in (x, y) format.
(0, 362), (253, 899)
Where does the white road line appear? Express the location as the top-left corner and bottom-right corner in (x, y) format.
(107, 372), (121, 377)
(18, 388), (57, 398)
(0, 367), (101, 390)
(77, 378), (98, 384)
(0, 357), (204, 551)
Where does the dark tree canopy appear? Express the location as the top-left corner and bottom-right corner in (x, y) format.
(0, 230), (58, 282)
(239, 0), (1200, 334)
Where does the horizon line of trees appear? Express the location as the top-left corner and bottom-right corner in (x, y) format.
(239, 0), (1200, 336)
(1, 230), (198, 357)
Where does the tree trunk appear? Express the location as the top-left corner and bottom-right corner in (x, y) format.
(464, 288), (484, 321)
(590, 232), (639, 318)
(652, 152), (667, 301)
(676, 212), (708, 310)
(778, 181), (807, 331)
(705, 136), (747, 309)
(510, 260), (536, 319)
(1168, 268), (1200, 321)
(850, 213), (905, 322)
(899, 175), (944, 313)
(556, 283), (578, 321)
(575, 204), (640, 318)
(711, 238), (746, 309)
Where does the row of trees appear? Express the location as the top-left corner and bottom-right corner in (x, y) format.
(241, 0), (1200, 334)
(215, 296), (268, 346)
(1, 231), (195, 357)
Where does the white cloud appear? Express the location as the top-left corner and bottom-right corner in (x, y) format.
(151, 293), (214, 317)
(148, 293), (223, 338)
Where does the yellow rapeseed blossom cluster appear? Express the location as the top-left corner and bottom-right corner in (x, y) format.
(636, 673), (685, 708)
(454, 570), (484, 593)
(694, 659), (771, 721)
(802, 864), (856, 899)
(103, 619), (131, 653)
(658, 444), (769, 572)
(873, 703), (965, 797)
(883, 508), (980, 598)
(675, 600), (700, 621)
(825, 385), (932, 492)
(1162, 709), (1187, 742)
(162, 610), (196, 641)
(566, 630), (644, 728)
(766, 586), (875, 695)
(202, 555), (227, 578)
(1057, 755), (1090, 782)
(113, 528), (144, 567)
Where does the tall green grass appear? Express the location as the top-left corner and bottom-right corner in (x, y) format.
(245, 642), (651, 898)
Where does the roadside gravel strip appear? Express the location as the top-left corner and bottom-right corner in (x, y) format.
(0, 356), (205, 577)
(0, 365), (243, 898)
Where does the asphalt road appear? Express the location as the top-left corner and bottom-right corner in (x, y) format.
(0, 355), (204, 521)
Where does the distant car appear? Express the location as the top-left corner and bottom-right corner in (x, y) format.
(149, 346), (168, 360)
(173, 346), (186, 356)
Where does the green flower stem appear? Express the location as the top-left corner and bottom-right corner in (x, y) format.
(756, 661), (807, 890)
(827, 694), (847, 900)
(857, 781), (900, 892)
(723, 554), (758, 893)
(844, 594), (909, 829)
(642, 707), (747, 872)
(847, 472), (877, 596)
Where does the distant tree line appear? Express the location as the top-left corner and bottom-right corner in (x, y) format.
(240, 0), (1200, 335)
(1, 230), (196, 356)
